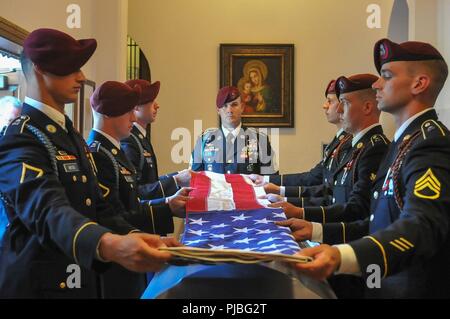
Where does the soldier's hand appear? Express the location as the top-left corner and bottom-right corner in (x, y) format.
(258, 193), (285, 203)
(269, 201), (304, 219)
(168, 187), (193, 218)
(247, 174), (266, 186)
(276, 218), (312, 241)
(264, 183), (280, 194)
(291, 245), (341, 281)
(98, 232), (172, 273)
(175, 169), (192, 187)
(161, 236), (183, 247)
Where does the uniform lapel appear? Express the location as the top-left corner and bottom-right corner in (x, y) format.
(22, 103), (79, 156)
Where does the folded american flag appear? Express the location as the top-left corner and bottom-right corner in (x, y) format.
(162, 172), (311, 264)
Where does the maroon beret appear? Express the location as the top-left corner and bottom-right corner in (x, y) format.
(216, 86), (240, 108)
(90, 81), (141, 117)
(325, 80), (336, 97)
(374, 38), (445, 73)
(125, 79), (160, 104)
(23, 28), (97, 76)
(335, 74), (379, 98)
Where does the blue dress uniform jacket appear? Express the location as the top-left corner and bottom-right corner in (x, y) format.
(190, 126), (278, 175)
(87, 130), (174, 298)
(272, 131), (353, 207)
(303, 125), (389, 224)
(0, 104), (130, 298)
(121, 125), (178, 201)
(323, 110), (450, 298)
(270, 130), (351, 187)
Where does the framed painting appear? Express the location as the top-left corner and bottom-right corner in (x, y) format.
(220, 44), (294, 128)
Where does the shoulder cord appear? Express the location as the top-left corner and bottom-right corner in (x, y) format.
(391, 130), (422, 210)
(130, 133), (146, 174)
(98, 145), (120, 191)
(0, 124), (58, 210)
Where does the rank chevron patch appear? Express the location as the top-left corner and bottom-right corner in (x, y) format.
(414, 168), (441, 200)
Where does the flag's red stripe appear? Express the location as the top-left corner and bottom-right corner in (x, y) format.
(186, 172), (210, 213)
(225, 174), (263, 210)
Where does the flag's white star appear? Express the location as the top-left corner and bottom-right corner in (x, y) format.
(189, 218), (210, 226)
(233, 227), (253, 234)
(185, 239), (208, 245)
(233, 237), (256, 244)
(188, 229), (208, 236)
(257, 237), (281, 245)
(273, 212), (286, 218)
(211, 223), (229, 229)
(254, 218), (272, 225)
(208, 244), (228, 250)
(256, 229), (272, 235)
(210, 233), (233, 239)
(231, 213), (251, 222)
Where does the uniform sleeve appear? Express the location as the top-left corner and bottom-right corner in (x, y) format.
(285, 184), (328, 198)
(138, 178), (178, 200)
(303, 142), (387, 224)
(272, 162), (324, 186)
(322, 218), (370, 245)
(0, 134), (111, 270)
(350, 137), (450, 279)
(140, 200), (174, 236)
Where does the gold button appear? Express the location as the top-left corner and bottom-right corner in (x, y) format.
(139, 134), (144, 139)
(85, 198), (92, 206)
(60, 282), (66, 289)
(46, 125), (57, 133)
(111, 149), (118, 155)
(72, 176), (77, 182)
(357, 142), (363, 149)
(82, 175), (87, 183)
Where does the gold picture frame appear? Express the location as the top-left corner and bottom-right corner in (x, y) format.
(220, 44), (295, 128)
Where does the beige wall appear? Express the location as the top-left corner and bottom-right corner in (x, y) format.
(1, 0), (128, 89)
(129, 0), (394, 175)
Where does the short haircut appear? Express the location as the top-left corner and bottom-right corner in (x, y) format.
(407, 59), (449, 102)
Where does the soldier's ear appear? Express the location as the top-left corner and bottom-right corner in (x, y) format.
(411, 74), (431, 96)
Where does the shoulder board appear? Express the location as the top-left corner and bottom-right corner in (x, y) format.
(202, 128), (219, 136)
(421, 119), (447, 140)
(370, 134), (389, 146)
(4, 115), (31, 135)
(88, 140), (102, 153)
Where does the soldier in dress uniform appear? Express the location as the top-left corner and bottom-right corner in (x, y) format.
(250, 80), (352, 207)
(0, 28), (178, 298)
(271, 74), (389, 226)
(87, 81), (189, 298)
(190, 86), (278, 175)
(121, 79), (190, 201)
(273, 74), (390, 299)
(292, 39), (450, 299)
